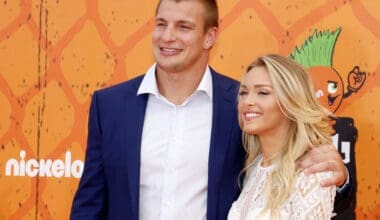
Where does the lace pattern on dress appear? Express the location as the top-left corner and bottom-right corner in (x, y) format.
(227, 154), (336, 220)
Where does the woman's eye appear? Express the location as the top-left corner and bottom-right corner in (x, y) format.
(258, 91), (269, 95)
(239, 91), (248, 96)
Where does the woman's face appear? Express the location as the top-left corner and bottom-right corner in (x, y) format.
(238, 66), (290, 137)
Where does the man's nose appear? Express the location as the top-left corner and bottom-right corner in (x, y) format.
(161, 26), (176, 41)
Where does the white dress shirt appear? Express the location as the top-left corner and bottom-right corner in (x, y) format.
(137, 64), (213, 220)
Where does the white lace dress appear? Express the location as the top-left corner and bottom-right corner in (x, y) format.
(228, 154), (336, 220)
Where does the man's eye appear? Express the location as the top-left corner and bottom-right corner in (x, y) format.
(179, 25), (191, 30)
(156, 23), (166, 27)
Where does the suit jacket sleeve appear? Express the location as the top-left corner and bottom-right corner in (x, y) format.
(332, 117), (357, 219)
(70, 92), (107, 220)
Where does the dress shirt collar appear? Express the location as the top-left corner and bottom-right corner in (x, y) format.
(137, 63), (213, 100)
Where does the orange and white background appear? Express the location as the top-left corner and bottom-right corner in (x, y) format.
(0, 0), (379, 219)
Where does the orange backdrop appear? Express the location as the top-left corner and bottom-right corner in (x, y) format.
(0, 0), (379, 219)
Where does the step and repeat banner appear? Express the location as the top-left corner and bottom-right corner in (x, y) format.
(0, 0), (379, 219)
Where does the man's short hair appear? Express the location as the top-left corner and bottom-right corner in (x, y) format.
(155, 0), (219, 32)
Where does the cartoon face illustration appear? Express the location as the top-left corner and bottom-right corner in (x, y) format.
(308, 66), (344, 113)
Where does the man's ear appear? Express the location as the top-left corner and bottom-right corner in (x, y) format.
(204, 27), (218, 49)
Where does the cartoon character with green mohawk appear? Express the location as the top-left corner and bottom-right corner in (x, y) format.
(291, 28), (366, 220)
(290, 28), (366, 113)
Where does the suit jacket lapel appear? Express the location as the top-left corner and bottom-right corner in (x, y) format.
(207, 70), (238, 220)
(123, 77), (148, 220)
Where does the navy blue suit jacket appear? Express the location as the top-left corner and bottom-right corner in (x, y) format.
(71, 69), (245, 220)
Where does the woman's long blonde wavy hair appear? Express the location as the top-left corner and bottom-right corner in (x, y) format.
(239, 54), (332, 217)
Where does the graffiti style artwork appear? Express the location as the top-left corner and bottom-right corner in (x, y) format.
(291, 28), (366, 219)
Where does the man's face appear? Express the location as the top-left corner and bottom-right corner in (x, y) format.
(152, 0), (214, 74)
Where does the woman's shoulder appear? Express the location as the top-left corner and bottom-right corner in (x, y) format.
(294, 171), (336, 195)
(295, 171), (334, 187)
(285, 171), (336, 219)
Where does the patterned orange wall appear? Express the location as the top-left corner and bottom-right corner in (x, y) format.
(0, 0), (379, 219)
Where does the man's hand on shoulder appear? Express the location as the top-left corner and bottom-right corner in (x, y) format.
(296, 144), (347, 187)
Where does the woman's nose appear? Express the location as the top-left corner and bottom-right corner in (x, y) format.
(245, 94), (255, 106)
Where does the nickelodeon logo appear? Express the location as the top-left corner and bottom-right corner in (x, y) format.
(5, 150), (84, 178)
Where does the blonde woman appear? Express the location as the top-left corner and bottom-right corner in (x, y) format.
(228, 54), (336, 219)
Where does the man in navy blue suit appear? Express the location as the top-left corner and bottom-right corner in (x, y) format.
(70, 0), (349, 219)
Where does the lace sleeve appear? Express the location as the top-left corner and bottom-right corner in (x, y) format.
(287, 171), (336, 220)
